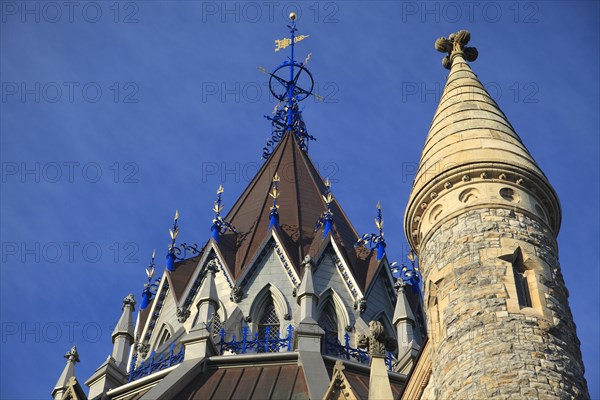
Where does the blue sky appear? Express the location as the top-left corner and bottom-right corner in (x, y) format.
(1, 1), (598, 398)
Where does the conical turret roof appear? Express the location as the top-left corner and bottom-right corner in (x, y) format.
(405, 31), (561, 250)
(412, 45), (547, 199)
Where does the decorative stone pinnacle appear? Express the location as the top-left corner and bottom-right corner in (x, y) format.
(64, 346), (80, 363)
(122, 293), (136, 310)
(357, 321), (397, 358)
(206, 258), (219, 273)
(301, 254), (314, 270)
(435, 29), (478, 69)
(230, 285), (243, 303)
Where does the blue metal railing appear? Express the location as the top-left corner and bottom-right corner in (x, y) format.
(128, 343), (185, 382)
(219, 325), (294, 355)
(324, 332), (395, 371)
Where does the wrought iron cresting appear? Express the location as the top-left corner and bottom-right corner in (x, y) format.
(219, 324), (294, 355)
(128, 342), (185, 382)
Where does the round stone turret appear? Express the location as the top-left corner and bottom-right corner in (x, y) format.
(404, 30), (588, 399)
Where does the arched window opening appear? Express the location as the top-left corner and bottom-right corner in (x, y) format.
(258, 298), (280, 344)
(513, 250), (532, 308)
(318, 301), (339, 340)
(157, 327), (171, 349)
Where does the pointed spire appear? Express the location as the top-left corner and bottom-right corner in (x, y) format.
(210, 185), (237, 243)
(297, 255), (318, 321)
(315, 178), (334, 238)
(180, 258), (221, 361)
(112, 293), (136, 370)
(195, 258), (219, 328)
(140, 250), (157, 310)
(268, 172), (280, 231)
(406, 30), (559, 251)
(166, 210), (179, 271)
(52, 346), (80, 400)
(355, 201), (387, 261)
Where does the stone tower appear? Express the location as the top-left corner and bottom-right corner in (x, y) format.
(404, 30), (589, 398)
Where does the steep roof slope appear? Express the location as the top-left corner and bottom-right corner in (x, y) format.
(216, 131), (380, 291)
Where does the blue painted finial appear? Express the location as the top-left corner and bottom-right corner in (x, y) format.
(355, 201), (387, 261)
(211, 185), (237, 243)
(166, 210), (178, 272)
(390, 250), (422, 294)
(260, 14), (318, 159)
(315, 177), (334, 238)
(141, 250), (159, 310)
(268, 172), (280, 231)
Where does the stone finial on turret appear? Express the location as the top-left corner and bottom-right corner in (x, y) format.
(435, 30), (478, 69)
(180, 258), (220, 361)
(297, 255), (318, 321)
(111, 293), (136, 370)
(52, 346), (80, 400)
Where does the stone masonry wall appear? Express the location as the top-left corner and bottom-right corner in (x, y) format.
(420, 207), (588, 399)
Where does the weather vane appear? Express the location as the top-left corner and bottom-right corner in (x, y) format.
(268, 172), (280, 231)
(315, 177), (334, 238)
(355, 202), (387, 261)
(259, 13), (321, 159)
(211, 185), (237, 242)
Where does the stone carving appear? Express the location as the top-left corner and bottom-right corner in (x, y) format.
(206, 258), (219, 272)
(444, 182), (452, 189)
(176, 307), (190, 323)
(462, 175), (471, 182)
(292, 287), (297, 297)
(499, 173), (507, 180)
(135, 343), (150, 359)
(357, 321), (397, 358)
(354, 298), (367, 314)
(283, 313), (291, 321)
(480, 172), (488, 179)
(230, 285), (243, 303)
(435, 30), (478, 69)
(302, 254), (315, 270)
(65, 345), (80, 363)
(244, 316), (252, 323)
(122, 293), (136, 310)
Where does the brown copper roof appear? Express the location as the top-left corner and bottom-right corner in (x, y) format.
(218, 131), (381, 291)
(174, 364), (309, 400)
(166, 255), (202, 302)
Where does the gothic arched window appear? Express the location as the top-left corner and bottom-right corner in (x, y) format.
(318, 301), (339, 340)
(258, 298), (280, 343)
(157, 325), (171, 349)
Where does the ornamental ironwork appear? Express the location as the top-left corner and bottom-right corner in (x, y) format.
(260, 14), (320, 159)
(219, 325), (294, 355)
(324, 332), (395, 371)
(128, 342), (184, 382)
